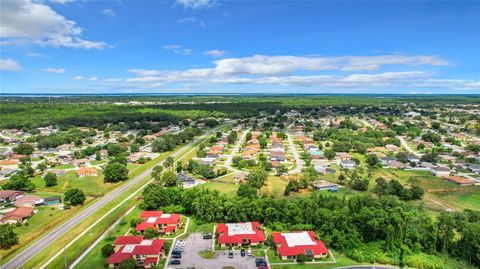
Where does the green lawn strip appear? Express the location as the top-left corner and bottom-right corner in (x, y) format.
(21, 131), (217, 268)
(0, 204), (84, 261)
(199, 250), (216, 259)
(270, 250), (358, 269)
(72, 207), (142, 269)
(0, 198), (94, 264)
(46, 199), (138, 269)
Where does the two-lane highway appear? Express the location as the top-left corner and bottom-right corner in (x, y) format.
(1, 126), (223, 269)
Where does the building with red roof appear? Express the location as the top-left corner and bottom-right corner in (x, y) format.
(135, 211), (181, 235)
(271, 231), (328, 260)
(0, 206), (34, 224)
(217, 222), (265, 247)
(107, 236), (165, 268)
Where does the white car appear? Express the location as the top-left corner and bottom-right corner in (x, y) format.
(247, 249), (252, 256)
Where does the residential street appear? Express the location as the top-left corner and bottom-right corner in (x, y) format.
(1, 126), (224, 269)
(287, 133), (302, 174)
(224, 129), (249, 173)
(398, 136), (423, 158)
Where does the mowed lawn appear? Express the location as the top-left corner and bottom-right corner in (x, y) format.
(261, 176), (288, 198)
(432, 186), (480, 211)
(31, 170), (117, 197)
(199, 181), (239, 196)
(73, 206), (143, 269)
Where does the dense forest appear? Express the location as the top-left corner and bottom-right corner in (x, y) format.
(140, 185), (480, 269)
(1, 95), (479, 129)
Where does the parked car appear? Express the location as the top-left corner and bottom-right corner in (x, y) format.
(203, 233), (212, 239)
(172, 249), (182, 255)
(240, 249), (246, 256)
(247, 249), (252, 256)
(228, 250), (234, 258)
(169, 259), (181, 265)
(172, 253), (182, 259)
(256, 258), (267, 267)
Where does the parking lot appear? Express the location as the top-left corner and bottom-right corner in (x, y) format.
(166, 233), (259, 269)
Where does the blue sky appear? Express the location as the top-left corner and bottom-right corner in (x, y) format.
(0, 0), (479, 94)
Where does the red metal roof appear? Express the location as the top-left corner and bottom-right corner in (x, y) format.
(140, 211), (163, 218)
(136, 212), (181, 232)
(272, 231), (328, 257)
(217, 222), (265, 245)
(108, 237), (164, 264)
(114, 235), (144, 245)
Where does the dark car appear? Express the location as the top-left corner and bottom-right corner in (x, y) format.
(172, 250), (182, 255)
(169, 259), (181, 265)
(240, 249), (246, 257)
(203, 233), (212, 239)
(172, 253), (182, 259)
(228, 250), (234, 258)
(255, 258), (267, 267)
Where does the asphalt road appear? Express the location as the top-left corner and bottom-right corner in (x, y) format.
(1, 127), (222, 269)
(287, 133), (303, 174)
(224, 129), (249, 173)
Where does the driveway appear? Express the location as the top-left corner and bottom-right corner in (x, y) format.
(166, 233), (258, 269)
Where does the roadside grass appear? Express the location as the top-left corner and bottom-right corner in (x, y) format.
(431, 186), (480, 211)
(271, 250), (358, 269)
(18, 131), (218, 269)
(73, 206), (142, 269)
(0, 204), (84, 261)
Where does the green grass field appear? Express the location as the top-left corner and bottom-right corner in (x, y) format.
(73, 206), (142, 269)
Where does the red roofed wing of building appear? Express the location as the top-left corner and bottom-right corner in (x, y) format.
(217, 222), (265, 246)
(271, 231), (328, 260)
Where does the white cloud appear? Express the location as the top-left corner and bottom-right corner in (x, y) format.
(176, 0), (213, 9)
(73, 75), (84, 80)
(104, 78), (122, 82)
(47, 0), (77, 4)
(177, 17), (206, 27)
(162, 45), (192, 55)
(128, 69), (162, 76)
(212, 55), (448, 76)
(203, 49), (227, 57)
(102, 9), (116, 17)
(88, 76), (99, 81)
(26, 52), (44, 58)
(0, 0), (106, 49)
(44, 67), (65, 73)
(0, 58), (22, 71)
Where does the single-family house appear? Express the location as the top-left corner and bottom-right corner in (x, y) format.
(443, 175), (476, 187)
(340, 160), (356, 169)
(311, 180), (339, 192)
(15, 195), (43, 207)
(0, 190), (24, 203)
(0, 206), (34, 224)
(0, 160), (19, 170)
(76, 167), (98, 177)
(431, 166), (451, 177)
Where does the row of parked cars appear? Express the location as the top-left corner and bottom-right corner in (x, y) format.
(168, 239), (186, 265)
